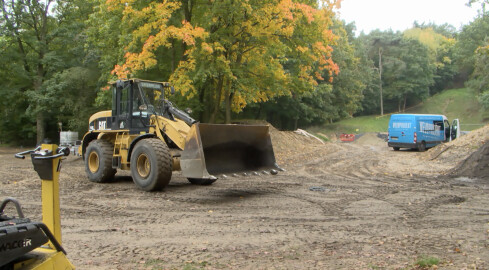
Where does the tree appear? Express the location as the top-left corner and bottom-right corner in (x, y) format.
(0, 0), (96, 143)
(404, 27), (457, 94)
(457, 12), (489, 111)
(250, 20), (368, 130)
(468, 0), (488, 13)
(455, 14), (489, 78)
(107, 0), (340, 124)
(359, 30), (434, 113)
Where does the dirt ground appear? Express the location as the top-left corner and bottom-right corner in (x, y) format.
(1, 126), (489, 270)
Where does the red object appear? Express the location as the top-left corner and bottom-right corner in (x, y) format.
(340, 134), (355, 142)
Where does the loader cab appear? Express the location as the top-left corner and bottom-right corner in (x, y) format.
(111, 79), (168, 134)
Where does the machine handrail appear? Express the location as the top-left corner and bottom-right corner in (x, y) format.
(15, 147), (70, 160)
(0, 197), (25, 218)
(14, 146), (41, 159)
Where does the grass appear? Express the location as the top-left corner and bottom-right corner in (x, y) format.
(406, 88), (485, 127)
(313, 133), (330, 142)
(309, 114), (391, 134)
(310, 88), (488, 135)
(414, 255), (441, 268)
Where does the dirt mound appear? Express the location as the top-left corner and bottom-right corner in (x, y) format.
(450, 140), (489, 179)
(425, 124), (489, 165)
(269, 125), (339, 167)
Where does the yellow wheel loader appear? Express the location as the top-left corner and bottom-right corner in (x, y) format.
(81, 79), (281, 191)
(0, 145), (75, 269)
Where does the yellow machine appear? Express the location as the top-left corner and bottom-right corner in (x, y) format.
(81, 79), (281, 191)
(0, 145), (74, 269)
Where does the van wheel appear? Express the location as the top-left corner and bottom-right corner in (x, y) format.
(418, 142), (426, 152)
(131, 138), (172, 191)
(393, 147), (400, 151)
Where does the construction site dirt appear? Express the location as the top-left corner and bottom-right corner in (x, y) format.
(1, 126), (488, 269)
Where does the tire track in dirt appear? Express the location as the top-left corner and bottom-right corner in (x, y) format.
(290, 141), (472, 236)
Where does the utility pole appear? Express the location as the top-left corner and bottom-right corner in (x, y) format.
(378, 47), (383, 116)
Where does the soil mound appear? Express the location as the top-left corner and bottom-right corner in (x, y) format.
(450, 140), (489, 179)
(424, 124), (489, 164)
(268, 125), (339, 166)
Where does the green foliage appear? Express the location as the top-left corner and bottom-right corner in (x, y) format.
(404, 27), (458, 94)
(457, 13), (489, 113)
(358, 30), (436, 114)
(0, 0), (486, 144)
(252, 19), (367, 130)
(455, 14), (489, 75)
(415, 255), (440, 268)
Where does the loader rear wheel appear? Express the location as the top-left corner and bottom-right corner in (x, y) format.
(85, 140), (116, 183)
(188, 178), (217, 185)
(131, 138), (172, 191)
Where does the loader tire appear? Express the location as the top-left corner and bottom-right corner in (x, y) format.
(85, 140), (116, 183)
(131, 138), (172, 191)
(188, 178), (217, 185)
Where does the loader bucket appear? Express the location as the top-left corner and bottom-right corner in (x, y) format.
(180, 123), (279, 179)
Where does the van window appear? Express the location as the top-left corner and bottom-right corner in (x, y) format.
(420, 121), (436, 132)
(433, 121), (443, 131)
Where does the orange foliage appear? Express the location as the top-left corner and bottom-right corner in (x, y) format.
(108, 0), (341, 111)
(108, 0), (207, 78)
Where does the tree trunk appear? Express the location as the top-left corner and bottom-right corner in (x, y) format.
(255, 103), (262, 119)
(35, 62), (45, 144)
(403, 95), (407, 112)
(225, 86), (234, 124)
(224, 80), (233, 124)
(209, 76), (224, 123)
(36, 112), (46, 144)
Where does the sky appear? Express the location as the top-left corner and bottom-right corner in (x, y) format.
(337, 0), (481, 34)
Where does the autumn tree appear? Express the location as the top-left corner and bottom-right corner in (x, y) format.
(108, 0), (340, 124)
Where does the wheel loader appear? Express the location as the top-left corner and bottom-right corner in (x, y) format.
(81, 79), (280, 191)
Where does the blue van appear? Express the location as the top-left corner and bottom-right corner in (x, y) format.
(387, 114), (459, 151)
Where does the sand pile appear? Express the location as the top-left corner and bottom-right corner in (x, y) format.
(421, 124), (489, 179)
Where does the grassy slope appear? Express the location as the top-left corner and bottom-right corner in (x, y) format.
(309, 88), (488, 135)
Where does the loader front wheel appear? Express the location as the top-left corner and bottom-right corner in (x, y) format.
(85, 140), (116, 183)
(188, 178), (217, 186)
(131, 139), (172, 191)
